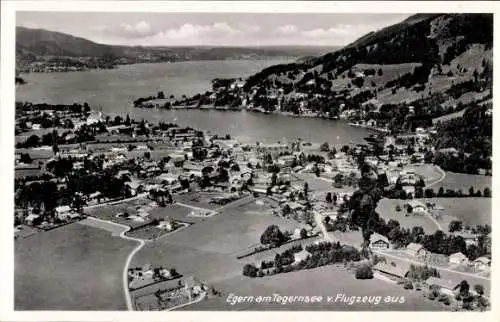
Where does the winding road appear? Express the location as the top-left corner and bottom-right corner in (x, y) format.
(422, 166), (447, 231)
(84, 216), (146, 311)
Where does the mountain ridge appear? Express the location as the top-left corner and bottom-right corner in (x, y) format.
(16, 26), (339, 67)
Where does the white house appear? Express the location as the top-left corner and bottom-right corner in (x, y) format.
(449, 252), (469, 265)
(473, 256), (491, 271)
(55, 205), (72, 219)
(406, 243), (428, 258)
(294, 249), (311, 264)
(407, 200), (427, 214)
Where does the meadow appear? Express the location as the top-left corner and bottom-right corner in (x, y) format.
(181, 265), (445, 311)
(131, 204), (303, 286)
(376, 198), (440, 234)
(15, 223), (136, 310)
(434, 172), (491, 191)
(422, 197), (491, 227)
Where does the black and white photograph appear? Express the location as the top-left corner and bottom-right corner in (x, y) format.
(0, 1), (497, 319)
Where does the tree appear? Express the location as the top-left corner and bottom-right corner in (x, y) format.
(377, 68), (383, 76)
(300, 228), (308, 239)
(326, 192), (332, 203)
(19, 153), (32, 164)
(469, 186), (475, 197)
(320, 142), (330, 152)
(483, 187), (491, 198)
(260, 225), (286, 246)
(355, 264), (373, 279)
(474, 284), (484, 296)
(448, 220), (463, 233)
(242, 264), (258, 278)
(458, 280), (470, 298)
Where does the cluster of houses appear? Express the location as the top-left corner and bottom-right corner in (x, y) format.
(369, 234), (492, 274)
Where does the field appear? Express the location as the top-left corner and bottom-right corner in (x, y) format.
(411, 164), (444, 185)
(422, 197), (491, 227)
(85, 198), (157, 229)
(15, 168), (43, 179)
(180, 265), (445, 311)
(131, 204), (304, 285)
(78, 217), (127, 236)
(376, 198), (440, 234)
(15, 223), (136, 310)
(433, 172), (492, 191)
(175, 192), (225, 210)
(149, 204), (201, 223)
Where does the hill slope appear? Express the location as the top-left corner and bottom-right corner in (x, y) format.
(236, 13), (491, 126)
(16, 26), (338, 67)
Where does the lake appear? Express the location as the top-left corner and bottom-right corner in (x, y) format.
(17, 60), (372, 145)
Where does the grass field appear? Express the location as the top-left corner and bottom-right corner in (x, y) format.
(78, 217), (126, 236)
(149, 204), (202, 223)
(180, 265), (445, 311)
(434, 172), (491, 191)
(422, 197), (491, 227)
(15, 223), (136, 310)
(132, 206), (303, 286)
(15, 168), (43, 179)
(411, 164), (443, 185)
(85, 198), (157, 229)
(376, 198), (440, 234)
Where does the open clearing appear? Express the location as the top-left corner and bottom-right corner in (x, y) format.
(85, 198), (157, 228)
(78, 217), (127, 236)
(132, 205), (304, 285)
(422, 197), (491, 227)
(411, 164), (443, 184)
(376, 198), (440, 234)
(180, 265), (444, 311)
(434, 172), (491, 191)
(149, 204), (202, 223)
(15, 223), (136, 310)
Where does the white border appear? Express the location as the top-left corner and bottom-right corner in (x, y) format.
(1, 1), (499, 322)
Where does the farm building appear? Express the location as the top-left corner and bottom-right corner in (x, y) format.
(425, 277), (459, 296)
(370, 233), (390, 249)
(473, 256), (491, 271)
(294, 249), (311, 264)
(406, 243), (429, 258)
(407, 201), (427, 214)
(449, 252), (469, 265)
(373, 262), (409, 280)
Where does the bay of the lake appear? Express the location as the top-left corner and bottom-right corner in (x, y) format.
(16, 60), (372, 145)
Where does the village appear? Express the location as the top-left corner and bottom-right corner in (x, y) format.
(13, 101), (491, 311)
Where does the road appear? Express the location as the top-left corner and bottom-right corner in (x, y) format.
(374, 249), (490, 281)
(85, 216), (146, 311)
(423, 166), (447, 231)
(311, 208), (490, 283)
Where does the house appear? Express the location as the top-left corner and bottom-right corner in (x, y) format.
(406, 243), (428, 258)
(370, 233), (390, 249)
(294, 249), (311, 264)
(407, 200), (427, 214)
(373, 262), (409, 279)
(25, 214), (41, 226)
(125, 181), (143, 196)
(449, 252), (469, 265)
(402, 185), (415, 196)
(55, 205), (72, 219)
(473, 256), (491, 271)
(157, 219), (175, 231)
(425, 277), (459, 296)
